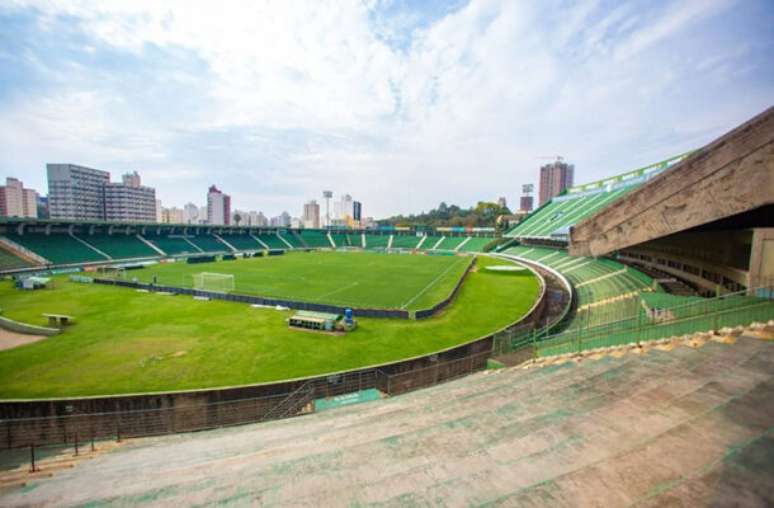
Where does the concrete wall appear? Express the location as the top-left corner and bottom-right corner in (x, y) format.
(749, 228), (774, 289)
(570, 106), (774, 257)
(617, 229), (754, 293)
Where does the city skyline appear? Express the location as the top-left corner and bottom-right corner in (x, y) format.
(1, 1), (771, 218)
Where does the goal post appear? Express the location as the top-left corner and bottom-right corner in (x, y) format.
(193, 272), (235, 293)
(96, 266), (126, 280)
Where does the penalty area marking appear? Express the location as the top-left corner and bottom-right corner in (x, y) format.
(400, 256), (470, 310)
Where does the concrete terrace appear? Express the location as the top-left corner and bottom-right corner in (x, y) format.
(1, 335), (772, 507)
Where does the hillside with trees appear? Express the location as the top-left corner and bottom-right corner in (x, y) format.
(379, 201), (511, 228)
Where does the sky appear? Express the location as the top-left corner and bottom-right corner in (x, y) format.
(0, 0), (772, 219)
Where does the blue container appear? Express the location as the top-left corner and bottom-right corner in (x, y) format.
(344, 308), (354, 325)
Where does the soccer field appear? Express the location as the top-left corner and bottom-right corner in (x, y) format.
(125, 250), (473, 311)
(0, 256), (540, 398)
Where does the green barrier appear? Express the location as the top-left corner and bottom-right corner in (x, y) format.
(314, 388), (382, 411)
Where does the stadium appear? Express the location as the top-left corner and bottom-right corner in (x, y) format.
(0, 106), (771, 504)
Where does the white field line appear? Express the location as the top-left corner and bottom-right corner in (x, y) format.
(314, 281), (360, 301)
(400, 257), (469, 310)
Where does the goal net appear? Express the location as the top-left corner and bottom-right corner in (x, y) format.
(96, 266), (126, 280)
(193, 272), (235, 293)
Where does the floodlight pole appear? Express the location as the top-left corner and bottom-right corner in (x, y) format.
(323, 191), (333, 229)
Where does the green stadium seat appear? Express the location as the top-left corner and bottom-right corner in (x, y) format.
(219, 233), (263, 251)
(142, 233), (200, 256)
(188, 234), (230, 253)
(256, 234), (288, 250)
(78, 233), (158, 260)
(421, 236), (444, 250)
(390, 234), (421, 249)
(0, 243), (34, 270)
(330, 233), (351, 248)
(6, 231), (108, 265)
(434, 236), (467, 251)
(299, 230), (331, 248)
(278, 231), (305, 248)
(364, 234), (390, 249)
(458, 237), (493, 252)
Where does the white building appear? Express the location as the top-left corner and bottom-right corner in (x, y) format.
(280, 211), (291, 227)
(155, 199), (163, 223)
(0, 177), (38, 218)
(253, 211), (268, 227)
(334, 193), (354, 220)
(47, 164), (110, 220)
(162, 207), (184, 224)
(207, 185), (231, 225)
(303, 200), (320, 229)
(104, 171), (156, 222)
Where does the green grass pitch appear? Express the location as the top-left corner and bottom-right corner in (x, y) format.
(127, 250), (472, 311)
(0, 254), (540, 398)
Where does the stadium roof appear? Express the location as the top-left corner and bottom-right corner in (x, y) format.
(505, 152), (693, 241)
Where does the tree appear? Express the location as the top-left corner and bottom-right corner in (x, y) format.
(233, 213), (242, 226)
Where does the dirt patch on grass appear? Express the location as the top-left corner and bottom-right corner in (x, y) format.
(0, 329), (47, 351)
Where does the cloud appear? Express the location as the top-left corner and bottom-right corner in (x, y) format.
(0, 0), (772, 218)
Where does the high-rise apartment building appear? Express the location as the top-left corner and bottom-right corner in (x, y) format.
(155, 199), (163, 223)
(253, 211), (268, 227)
(353, 201), (362, 222)
(279, 211), (291, 227)
(334, 194), (354, 220)
(162, 207), (184, 224)
(303, 200), (320, 229)
(104, 171), (156, 222)
(47, 164), (110, 220)
(47, 164), (158, 221)
(207, 185), (231, 225)
(0, 177), (39, 218)
(539, 161), (574, 205)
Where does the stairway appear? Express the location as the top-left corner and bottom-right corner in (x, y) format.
(2, 332), (772, 506)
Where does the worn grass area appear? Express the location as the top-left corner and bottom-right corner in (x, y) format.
(0, 255), (539, 398)
(126, 250), (472, 311)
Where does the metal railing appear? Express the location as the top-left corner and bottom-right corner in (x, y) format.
(536, 285), (774, 357)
